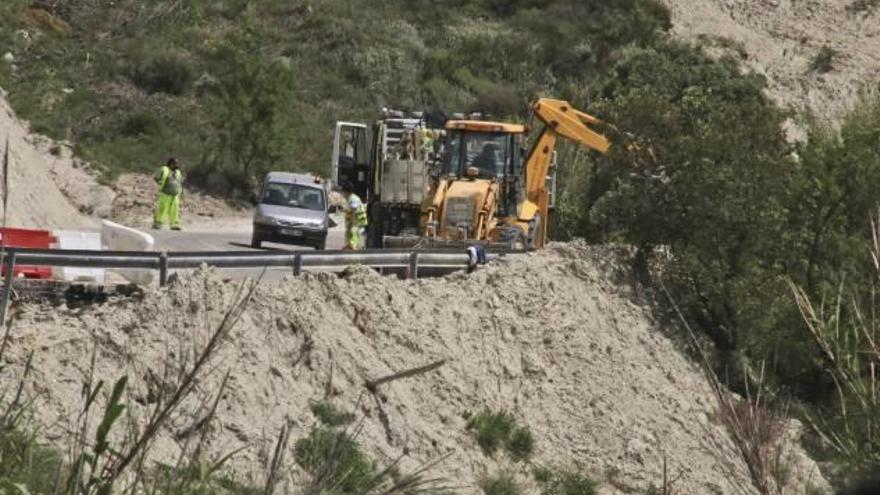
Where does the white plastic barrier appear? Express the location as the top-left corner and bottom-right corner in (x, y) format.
(100, 220), (155, 285)
(54, 230), (105, 283)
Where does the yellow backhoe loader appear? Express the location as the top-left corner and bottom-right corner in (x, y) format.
(396, 98), (611, 249)
(332, 98), (612, 249)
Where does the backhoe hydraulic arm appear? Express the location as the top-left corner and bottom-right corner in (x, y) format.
(523, 98), (611, 210)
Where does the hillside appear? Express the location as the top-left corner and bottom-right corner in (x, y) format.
(658, 0), (880, 122)
(0, 93), (108, 229)
(1, 0), (876, 193)
(1, 244), (829, 493)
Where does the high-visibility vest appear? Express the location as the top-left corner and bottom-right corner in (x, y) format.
(347, 193), (368, 227)
(155, 165), (183, 196)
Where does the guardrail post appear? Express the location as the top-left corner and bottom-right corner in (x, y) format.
(159, 252), (168, 287)
(0, 252), (16, 327)
(293, 254), (303, 276)
(408, 252), (419, 279)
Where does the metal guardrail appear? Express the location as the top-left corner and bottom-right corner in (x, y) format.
(0, 246), (511, 325)
(0, 247), (509, 285)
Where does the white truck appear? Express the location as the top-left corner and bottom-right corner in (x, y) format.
(331, 110), (448, 248)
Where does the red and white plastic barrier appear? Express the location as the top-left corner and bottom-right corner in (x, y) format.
(100, 220), (155, 285)
(54, 230), (104, 283)
(0, 226), (106, 283)
(0, 227), (56, 279)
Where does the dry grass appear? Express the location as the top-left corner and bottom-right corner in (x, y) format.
(786, 215), (880, 473)
(662, 283), (801, 495)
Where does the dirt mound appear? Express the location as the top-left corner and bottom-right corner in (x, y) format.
(0, 92), (113, 229)
(1, 244), (828, 493)
(658, 0), (880, 122)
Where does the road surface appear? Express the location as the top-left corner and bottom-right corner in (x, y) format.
(149, 216), (345, 252)
(120, 215), (347, 282)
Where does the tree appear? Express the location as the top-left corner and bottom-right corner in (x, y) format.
(560, 42), (796, 381)
(197, 31), (298, 194)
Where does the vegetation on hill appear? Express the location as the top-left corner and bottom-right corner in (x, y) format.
(0, 0), (668, 192)
(2, 0), (880, 487)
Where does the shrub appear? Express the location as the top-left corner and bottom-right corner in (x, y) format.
(465, 409), (535, 460)
(474, 85), (523, 119)
(479, 471), (524, 495)
(507, 426), (535, 462)
(0, 412), (64, 494)
(293, 427), (381, 494)
(131, 54), (194, 95)
(535, 468), (599, 495)
(809, 45), (837, 73)
(120, 111), (161, 137)
(196, 30), (298, 195)
(309, 401), (356, 427)
(467, 409), (515, 455)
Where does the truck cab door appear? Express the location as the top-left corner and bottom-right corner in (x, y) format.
(331, 122), (370, 199)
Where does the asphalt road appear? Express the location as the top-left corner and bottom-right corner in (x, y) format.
(140, 216), (346, 282)
(149, 217), (346, 252)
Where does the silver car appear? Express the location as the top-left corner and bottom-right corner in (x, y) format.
(252, 172), (329, 250)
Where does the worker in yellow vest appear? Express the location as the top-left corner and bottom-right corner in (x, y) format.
(153, 157), (183, 230)
(340, 181), (368, 250)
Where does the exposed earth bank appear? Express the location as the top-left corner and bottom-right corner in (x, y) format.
(658, 0), (880, 123)
(2, 243), (829, 493)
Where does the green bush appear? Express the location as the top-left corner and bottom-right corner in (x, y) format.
(479, 471), (524, 495)
(507, 427), (535, 462)
(467, 410), (515, 455)
(466, 409), (534, 460)
(294, 427), (381, 494)
(534, 468), (598, 495)
(309, 401), (356, 427)
(131, 54), (195, 95)
(120, 111), (162, 137)
(151, 462), (261, 495)
(0, 417), (64, 494)
(809, 45), (837, 73)
(194, 30), (298, 194)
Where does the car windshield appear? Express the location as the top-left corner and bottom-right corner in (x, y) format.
(443, 132), (509, 179)
(261, 182), (325, 211)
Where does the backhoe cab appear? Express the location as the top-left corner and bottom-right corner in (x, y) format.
(420, 121), (527, 244)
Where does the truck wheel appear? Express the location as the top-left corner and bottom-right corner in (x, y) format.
(250, 236), (262, 249)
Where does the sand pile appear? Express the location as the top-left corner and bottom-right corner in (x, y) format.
(1, 244), (828, 493)
(0, 92), (113, 229)
(657, 0), (880, 123)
